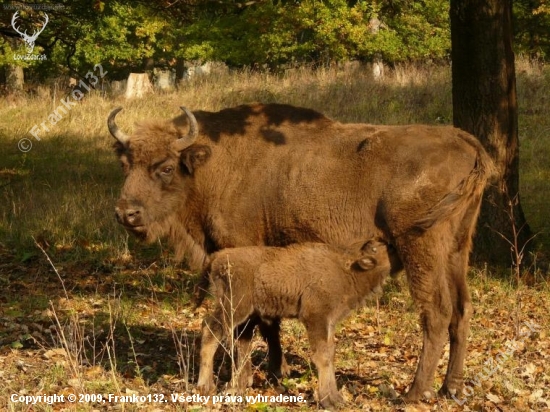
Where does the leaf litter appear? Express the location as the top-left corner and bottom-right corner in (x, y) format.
(0, 248), (549, 411)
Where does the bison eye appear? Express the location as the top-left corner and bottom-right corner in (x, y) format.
(161, 166), (174, 175)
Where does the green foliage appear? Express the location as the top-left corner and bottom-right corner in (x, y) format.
(179, 0), (451, 66)
(0, 1), (174, 80)
(73, 3), (169, 71)
(1, 0), (550, 81)
(514, 0), (550, 59)
(0, 37), (30, 68)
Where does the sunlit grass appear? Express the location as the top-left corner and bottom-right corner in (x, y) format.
(1, 59), (547, 264)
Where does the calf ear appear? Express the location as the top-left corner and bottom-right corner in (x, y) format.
(360, 240), (375, 254)
(181, 145), (211, 175)
(355, 256), (376, 271)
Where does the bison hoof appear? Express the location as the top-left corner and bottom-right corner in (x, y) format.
(196, 382), (216, 396)
(402, 388), (434, 403)
(237, 371), (253, 390)
(319, 391), (344, 410)
(438, 383), (461, 398)
(267, 357), (290, 384)
(269, 357), (290, 377)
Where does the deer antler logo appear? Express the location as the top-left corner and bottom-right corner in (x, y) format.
(11, 11), (49, 54)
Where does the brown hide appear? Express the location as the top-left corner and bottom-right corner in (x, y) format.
(197, 241), (391, 409)
(110, 103), (495, 402)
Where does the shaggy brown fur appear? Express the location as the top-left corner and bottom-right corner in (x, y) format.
(109, 102), (495, 401)
(196, 240), (392, 409)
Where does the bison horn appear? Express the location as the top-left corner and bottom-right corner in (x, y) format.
(108, 107), (130, 145)
(172, 106), (199, 152)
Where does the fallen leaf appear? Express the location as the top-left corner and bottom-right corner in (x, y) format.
(529, 388), (544, 403)
(487, 392), (502, 403)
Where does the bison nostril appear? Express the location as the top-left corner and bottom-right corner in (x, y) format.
(126, 209), (140, 218)
(115, 204), (143, 226)
(125, 208), (142, 225)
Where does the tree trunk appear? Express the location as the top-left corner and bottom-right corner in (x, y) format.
(124, 73), (153, 99)
(5, 38), (24, 93)
(6, 64), (24, 92)
(153, 69), (176, 92)
(175, 57), (186, 88)
(450, 0), (532, 267)
(369, 17), (385, 81)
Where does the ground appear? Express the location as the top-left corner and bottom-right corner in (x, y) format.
(1, 242), (548, 412)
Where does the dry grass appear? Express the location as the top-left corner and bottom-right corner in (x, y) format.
(2, 60), (548, 257)
(0, 60), (549, 411)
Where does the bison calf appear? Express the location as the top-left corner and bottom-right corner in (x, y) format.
(196, 240), (393, 409)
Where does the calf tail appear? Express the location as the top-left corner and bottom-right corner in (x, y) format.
(414, 131), (496, 230)
(193, 264), (212, 309)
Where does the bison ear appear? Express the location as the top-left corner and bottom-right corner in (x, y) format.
(181, 145), (211, 175)
(113, 141), (126, 157)
(355, 256), (376, 271)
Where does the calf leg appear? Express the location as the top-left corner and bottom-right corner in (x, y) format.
(396, 232), (453, 402)
(259, 319), (290, 381)
(234, 318), (257, 390)
(305, 319), (343, 410)
(197, 311), (225, 394)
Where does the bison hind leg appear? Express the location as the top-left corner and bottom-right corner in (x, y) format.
(396, 230), (454, 402)
(438, 194), (480, 399)
(438, 248), (473, 398)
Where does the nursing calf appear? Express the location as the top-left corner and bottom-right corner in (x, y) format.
(196, 240), (395, 409)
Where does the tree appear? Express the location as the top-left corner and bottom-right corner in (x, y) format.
(514, 0), (550, 60)
(3, 38), (24, 92)
(450, 0), (532, 267)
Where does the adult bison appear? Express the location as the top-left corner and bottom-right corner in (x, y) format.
(108, 103), (494, 401)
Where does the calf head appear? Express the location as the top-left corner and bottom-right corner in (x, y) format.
(356, 239), (403, 276)
(108, 106), (209, 243)
(354, 239), (391, 271)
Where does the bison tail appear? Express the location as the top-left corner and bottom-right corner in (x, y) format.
(414, 134), (496, 230)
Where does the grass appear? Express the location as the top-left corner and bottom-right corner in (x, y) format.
(1, 61), (548, 257)
(0, 60), (549, 411)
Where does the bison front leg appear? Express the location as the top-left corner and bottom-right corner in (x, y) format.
(197, 313), (225, 395)
(306, 321), (343, 410)
(397, 234), (453, 402)
(258, 319), (290, 382)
